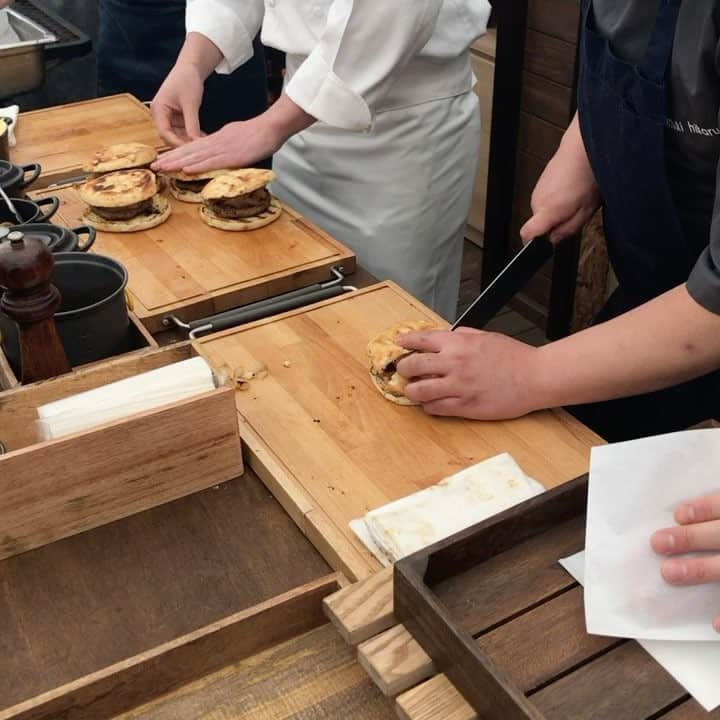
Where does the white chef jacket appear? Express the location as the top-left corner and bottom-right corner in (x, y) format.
(186, 0), (491, 131)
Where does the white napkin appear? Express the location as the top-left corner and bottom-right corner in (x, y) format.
(584, 429), (720, 642)
(37, 357), (217, 439)
(0, 9), (20, 48)
(561, 552), (720, 712)
(350, 453), (544, 565)
(0, 104), (19, 147)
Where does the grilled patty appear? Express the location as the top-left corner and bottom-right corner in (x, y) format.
(174, 178), (208, 193)
(207, 189), (270, 219)
(92, 199), (154, 221)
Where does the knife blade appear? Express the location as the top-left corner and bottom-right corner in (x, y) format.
(452, 235), (554, 330)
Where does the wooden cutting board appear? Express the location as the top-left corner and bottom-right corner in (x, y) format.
(195, 282), (602, 581)
(30, 184), (357, 333)
(12, 94), (165, 189)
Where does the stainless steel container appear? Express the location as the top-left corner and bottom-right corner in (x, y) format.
(0, 9), (56, 96)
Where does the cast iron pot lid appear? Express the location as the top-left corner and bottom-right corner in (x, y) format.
(0, 223), (96, 253)
(0, 160), (24, 189)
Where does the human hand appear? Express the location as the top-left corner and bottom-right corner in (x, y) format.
(396, 327), (543, 420)
(0, 1), (13, 8)
(151, 62), (206, 147)
(152, 94), (315, 174)
(651, 492), (720, 633)
(520, 114), (601, 245)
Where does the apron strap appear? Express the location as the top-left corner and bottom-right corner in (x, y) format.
(640, 0), (682, 82)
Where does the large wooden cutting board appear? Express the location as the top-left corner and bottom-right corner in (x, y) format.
(30, 184), (357, 334)
(12, 95), (165, 189)
(195, 282), (602, 581)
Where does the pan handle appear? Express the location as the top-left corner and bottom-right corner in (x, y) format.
(19, 163), (42, 191)
(71, 225), (96, 252)
(35, 196), (60, 222)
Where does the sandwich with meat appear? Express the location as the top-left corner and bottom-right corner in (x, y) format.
(199, 169), (281, 231)
(78, 168), (171, 233)
(367, 320), (439, 405)
(162, 168), (235, 203)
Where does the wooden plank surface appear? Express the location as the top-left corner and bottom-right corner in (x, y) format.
(12, 95), (165, 189)
(0, 385), (242, 560)
(197, 283), (601, 578)
(30, 185), (356, 333)
(0, 470), (331, 714)
(323, 565), (396, 644)
(521, 72), (573, 128)
(111, 624), (396, 720)
(524, 30), (577, 87)
(532, 643), (686, 719)
(5, 575), (340, 720)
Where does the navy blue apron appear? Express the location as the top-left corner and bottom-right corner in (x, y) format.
(97, 0), (269, 137)
(570, 0), (719, 441)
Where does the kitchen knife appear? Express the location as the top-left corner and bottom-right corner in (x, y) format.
(452, 234), (554, 330)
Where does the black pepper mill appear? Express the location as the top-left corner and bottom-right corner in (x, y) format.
(0, 227), (72, 383)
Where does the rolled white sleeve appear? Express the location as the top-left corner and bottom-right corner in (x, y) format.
(285, 0), (444, 131)
(185, 0), (264, 74)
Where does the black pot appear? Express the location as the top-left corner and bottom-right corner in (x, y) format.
(1, 252), (129, 370)
(0, 196), (60, 225)
(4, 222), (96, 253)
(0, 160), (42, 196)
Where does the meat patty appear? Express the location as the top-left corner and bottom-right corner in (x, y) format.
(174, 178), (208, 193)
(207, 189), (270, 219)
(92, 199), (154, 221)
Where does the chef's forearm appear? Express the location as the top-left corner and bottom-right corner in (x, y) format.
(264, 95), (316, 145)
(531, 286), (720, 409)
(558, 113), (595, 184)
(175, 32), (224, 81)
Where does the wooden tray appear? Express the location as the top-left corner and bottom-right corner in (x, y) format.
(30, 184), (357, 333)
(0, 468), (340, 720)
(11, 94), (165, 189)
(0, 342), (242, 561)
(194, 281), (601, 580)
(393, 476), (714, 720)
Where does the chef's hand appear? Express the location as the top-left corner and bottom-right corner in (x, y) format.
(396, 328), (542, 420)
(152, 95), (315, 174)
(651, 492), (720, 633)
(0, 1), (13, 8)
(520, 114), (601, 245)
(152, 62), (206, 146)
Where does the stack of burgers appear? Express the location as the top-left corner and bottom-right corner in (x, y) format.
(78, 143), (282, 234)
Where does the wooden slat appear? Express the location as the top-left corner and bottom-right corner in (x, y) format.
(2, 575), (340, 720)
(358, 624), (435, 698)
(521, 72), (574, 128)
(31, 185), (356, 333)
(0, 382), (243, 560)
(12, 95), (165, 189)
(396, 674), (476, 720)
(661, 701), (720, 719)
(528, 0), (581, 44)
(0, 469), (331, 717)
(518, 112), (565, 163)
(524, 30), (577, 87)
(197, 283), (601, 580)
(532, 643), (686, 719)
(323, 567), (396, 645)
(477, 587), (621, 692)
(113, 624), (396, 720)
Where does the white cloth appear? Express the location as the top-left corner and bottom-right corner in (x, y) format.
(0, 104), (18, 147)
(186, 0), (491, 130)
(186, 0), (489, 319)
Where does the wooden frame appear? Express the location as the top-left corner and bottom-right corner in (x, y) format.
(393, 476), (709, 719)
(0, 342), (243, 560)
(2, 573), (342, 720)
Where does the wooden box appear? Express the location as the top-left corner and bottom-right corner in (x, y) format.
(0, 465), (342, 720)
(0, 342), (243, 561)
(29, 183), (357, 333)
(11, 94), (165, 189)
(394, 476), (712, 719)
(0, 310), (156, 391)
(195, 281), (600, 581)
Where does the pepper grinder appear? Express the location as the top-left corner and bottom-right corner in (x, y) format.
(0, 227), (71, 383)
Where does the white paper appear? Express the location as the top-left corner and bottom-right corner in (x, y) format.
(561, 552), (720, 712)
(350, 453), (543, 564)
(37, 357), (217, 439)
(584, 429), (720, 642)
